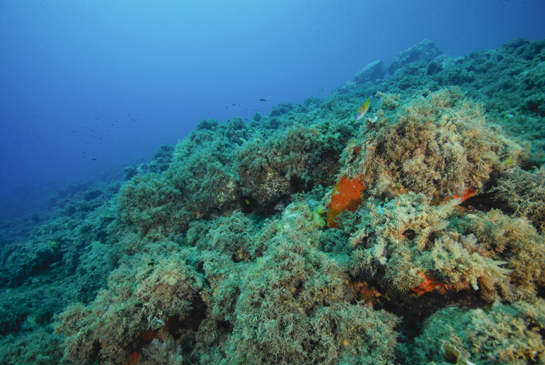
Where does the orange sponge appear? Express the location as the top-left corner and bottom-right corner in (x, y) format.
(410, 272), (452, 296)
(452, 187), (475, 202)
(327, 177), (366, 228)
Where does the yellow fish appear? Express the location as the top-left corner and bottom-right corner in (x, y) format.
(354, 99), (370, 120)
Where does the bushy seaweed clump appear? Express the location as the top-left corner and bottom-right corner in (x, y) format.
(340, 87), (525, 201)
(222, 200), (399, 364)
(56, 250), (203, 364)
(411, 299), (545, 364)
(236, 125), (340, 205)
(347, 193), (513, 298)
(450, 208), (545, 301)
(492, 165), (545, 230)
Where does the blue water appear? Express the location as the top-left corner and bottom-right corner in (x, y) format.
(1, 0), (544, 203)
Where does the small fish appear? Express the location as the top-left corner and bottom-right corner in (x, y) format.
(61, 244), (78, 252)
(232, 103), (236, 106)
(354, 99), (371, 120)
(260, 98), (266, 101)
(324, 98), (336, 110)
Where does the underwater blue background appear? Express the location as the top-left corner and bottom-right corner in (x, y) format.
(1, 0), (544, 202)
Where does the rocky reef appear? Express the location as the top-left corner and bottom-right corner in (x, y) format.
(1, 38), (545, 364)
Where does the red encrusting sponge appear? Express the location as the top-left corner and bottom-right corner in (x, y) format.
(327, 177), (366, 228)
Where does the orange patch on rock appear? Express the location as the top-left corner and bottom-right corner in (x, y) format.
(452, 187), (475, 202)
(125, 351), (139, 365)
(141, 328), (157, 341)
(327, 177), (366, 228)
(355, 281), (389, 307)
(434, 187), (476, 206)
(410, 272), (452, 296)
(353, 147), (361, 157)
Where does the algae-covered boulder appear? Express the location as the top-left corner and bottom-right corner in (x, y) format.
(56, 252), (203, 364)
(340, 88), (525, 201)
(347, 192), (513, 299)
(492, 165), (545, 230)
(237, 125), (336, 207)
(147, 143), (174, 174)
(354, 60), (388, 84)
(335, 60), (388, 94)
(223, 201), (400, 364)
(388, 39), (443, 75)
(452, 208), (545, 301)
(411, 299), (545, 364)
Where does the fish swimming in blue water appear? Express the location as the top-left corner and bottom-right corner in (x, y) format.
(354, 99), (370, 120)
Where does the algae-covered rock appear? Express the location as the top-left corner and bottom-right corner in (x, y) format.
(451, 208), (545, 301)
(237, 125), (338, 207)
(411, 299), (545, 364)
(492, 165), (545, 230)
(0, 327), (68, 365)
(354, 60), (388, 84)
(388, 39), (443, 75)
(347, 192), (513, 298)
(55, 252), (203, 364)
(148, 143), (174, 174)
(223, 200), (400, 364)
(340, 88), (526, 201)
